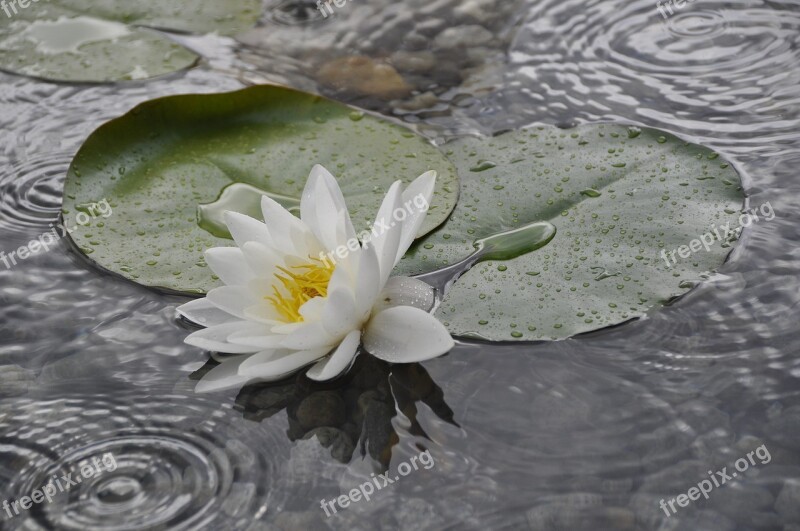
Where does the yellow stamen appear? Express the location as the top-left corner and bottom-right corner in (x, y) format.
(266, 257), (334, 323)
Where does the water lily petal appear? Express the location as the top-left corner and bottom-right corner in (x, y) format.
(227, 329), (285, 349)
(242, 300), (284, 326)
(301, 165), (353, 252)
(207, 285), (260, 320)
(271, 321), (304, 335)
(280, 320), (337, 350)
(239, 347), (330, 380)
(321, 287), (358, 337)
(369, 180), (404, 285)
(363, 305), (454, 363)
(395, 170), (436, 265)
(300, 171), (320, 239)
(314, 165), (357, 243)
(311, 176), (345, 252)
(210, 351), (247, 363)
(373, 276), (435, 313)
(354, 243), (382, 317)
(326, 258), (357, 301)
(185, 321), (268, 353)
(224, 211), (273, 249)
(311, 165), (348, 215)
(241, 241), (282, 282)
(302, 230), (324, 260)
(331, 214), (360, 279)
(195, 355), (252, 393)
(177, 298), (239, 327)
(204, 247), (255, 286)
(306, 329), (361, 381)
(236, 348), (292, 372)
(298, 296), (327, 321)
(260, 194), (318, 256)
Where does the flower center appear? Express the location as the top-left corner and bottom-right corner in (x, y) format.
(267, 258), (334, 323)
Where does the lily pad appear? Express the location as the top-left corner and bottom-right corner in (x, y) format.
(396, 125), (744, 341)
(0, 0), (260, 82)
(62, 85), (459, 294)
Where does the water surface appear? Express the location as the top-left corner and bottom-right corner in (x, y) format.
(1, 0), (799, 529)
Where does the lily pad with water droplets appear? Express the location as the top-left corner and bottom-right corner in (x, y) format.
(396, 125), (745, 341)
(0, 0), (260, 82)
(62, 85), (459, 294)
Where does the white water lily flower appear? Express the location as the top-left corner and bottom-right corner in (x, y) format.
(177, 165), (454, 392)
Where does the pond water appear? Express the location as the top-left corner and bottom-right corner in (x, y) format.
(1, 0), (799, 529)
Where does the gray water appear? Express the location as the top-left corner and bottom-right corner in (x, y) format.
(1, 0), (800, 529)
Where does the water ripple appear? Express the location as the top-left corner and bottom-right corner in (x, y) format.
(0, 154), (70, 236)
(0, 384), (285, 530)
(479, 0), (800, 155)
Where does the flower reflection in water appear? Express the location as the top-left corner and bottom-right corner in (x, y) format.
(191, 354), (456, 470)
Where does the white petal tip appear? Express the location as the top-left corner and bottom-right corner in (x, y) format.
(363, 306), (454, 363)
(194, 378), (245, 394)
(305, 330), (361, 381)
(223, 210), (259, 228)
(310, 164), (335, 181)
(417, 170), (437, 182)
(304, 365), (332, 382)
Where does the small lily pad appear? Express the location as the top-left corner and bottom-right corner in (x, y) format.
(0, 0), (260, 82)
(396, 125), (744, 341)
(62, 85), (459, 294)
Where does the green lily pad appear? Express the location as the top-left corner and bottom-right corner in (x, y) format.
(62, 85), (459, 294)
(0, 0), (260, 82)
(396, 125), (744, 341)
